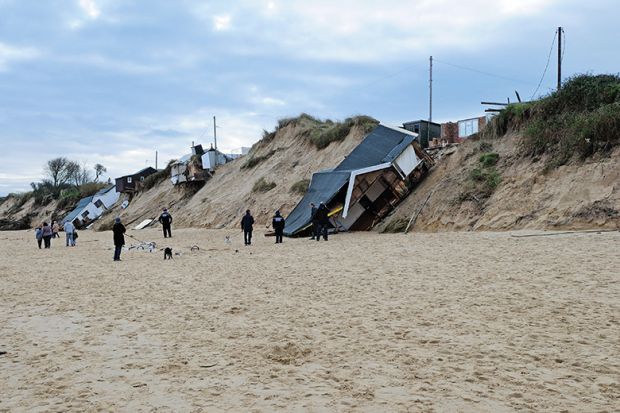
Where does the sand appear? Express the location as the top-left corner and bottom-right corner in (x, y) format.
(0, 228), (618, 412)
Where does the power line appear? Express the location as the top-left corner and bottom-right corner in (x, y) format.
(433, 58), (535, 86)
(530, 30), (557, 100)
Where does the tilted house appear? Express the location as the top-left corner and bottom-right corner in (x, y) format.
(171, 143), (235, 185)
(92, 184), (120, 211)
(171, 144), (208, 185)
(284, 124), (434, 236)
(63, 196), (96, 228)
(115, 167), (158, 193)
(62, 185), (120, 228)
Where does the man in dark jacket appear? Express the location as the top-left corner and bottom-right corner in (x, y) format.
(240, 210), (254, 245)
(272, 210), (285, 244)
(112, 217), (126, 261)
(314, 202), (330, 241)
(309, 202), (318, 240)
(159, 208), (172, 238)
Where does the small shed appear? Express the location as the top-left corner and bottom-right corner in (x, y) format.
(115, 167), (158, 193)
(402, 120), (441, 148)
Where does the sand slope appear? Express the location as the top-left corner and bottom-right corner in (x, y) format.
(94, 122), (370, 231)
(379, 135), (620, 232)
(1, 228), (618, 411)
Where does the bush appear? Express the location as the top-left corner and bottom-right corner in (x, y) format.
(142, 160), (175, 191)
(482, 74), (620, 168)
(290, 179), (310, 194)
(479, 152), (499, 167)
(241, 150), (276, 169)
(78, 182), (106, 197)
(253, 114), (380, 154)
(252, 177), (277, 193)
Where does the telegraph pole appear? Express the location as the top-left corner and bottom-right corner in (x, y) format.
(213, 116), (217, 151)
(557, 27), (563, 90)
(155, 151), (158, 169)
(428, 55), (433, 146)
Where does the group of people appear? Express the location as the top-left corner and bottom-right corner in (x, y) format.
(111, 208), (172, 261)
(34, 220), (78, 249)
(239, 209), (287, 245)
(310, 202), (330, 241)
(112, 203), (330, 258)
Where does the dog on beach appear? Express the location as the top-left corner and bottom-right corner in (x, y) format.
(164, 247), (173, 260)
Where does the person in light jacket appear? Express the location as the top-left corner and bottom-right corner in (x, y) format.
(35, 227), (43, 249)
(64, 220), (75, 247)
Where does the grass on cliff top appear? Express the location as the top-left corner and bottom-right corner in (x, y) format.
(483, 74), (620, 168)
(258, 113), (379, 151)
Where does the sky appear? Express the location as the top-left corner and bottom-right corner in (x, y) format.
(0, 0), (618, 195)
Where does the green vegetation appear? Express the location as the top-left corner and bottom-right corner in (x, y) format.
(254, 113), (379, 152)
(457, 152), (502, 203)
(483, 74), (620, 168)
(241, 150), (277, 169)
(290, 179), (310, 195)
(252, 177), (277, 193)
(479, 152), (499, 167)
(142, 160), (175, 191)
(300, 115), (379, 149)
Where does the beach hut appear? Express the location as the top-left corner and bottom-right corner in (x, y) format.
(284, 124), (434, 237)
(115, 167), (158, 193)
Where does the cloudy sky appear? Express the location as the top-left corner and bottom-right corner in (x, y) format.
(0, 0), (618, 195)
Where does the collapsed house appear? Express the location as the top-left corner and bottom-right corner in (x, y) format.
(170, 144), (236, 185)
(283, 124), (434, 236)
(63, 184), (120, 228)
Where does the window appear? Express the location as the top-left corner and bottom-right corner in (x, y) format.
(94, 199), (104, 208)
(458, 119), (479, 138)
(127, 177), (133, 183)
(140, 176), (145, 181)
(81, 210), (89, 218)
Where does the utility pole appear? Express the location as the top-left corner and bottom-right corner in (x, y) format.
(428, 55), (433, 147)
(155, 151), (158, 170)
(213, 116), (217, 151)
(557, 26), (563, 91)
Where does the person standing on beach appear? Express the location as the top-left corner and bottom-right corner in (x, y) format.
(314, 202), (330, 241)
(112, 217), (126, 261)
(35, 227), (43, 249)
(309, 202), (318, 240)
(272, 210), (285, 244)
(159, 208), (173, 238)
(51, 221), (60, 238)
(63, 220), (75, 247)
(41, 222), (53, 248)
(241, 210), (254, 245)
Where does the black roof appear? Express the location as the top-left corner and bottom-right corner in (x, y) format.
(283, 125), (417, 236)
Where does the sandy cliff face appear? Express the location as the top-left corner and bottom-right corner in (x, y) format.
(4, 124), (618, 233)
(377, 134), (620, 232)
(93, 122), (370, 230)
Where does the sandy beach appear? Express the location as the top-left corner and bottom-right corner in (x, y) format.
(0, 228), (618, 412)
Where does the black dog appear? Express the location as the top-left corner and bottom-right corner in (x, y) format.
(164, 247), (173, 260)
